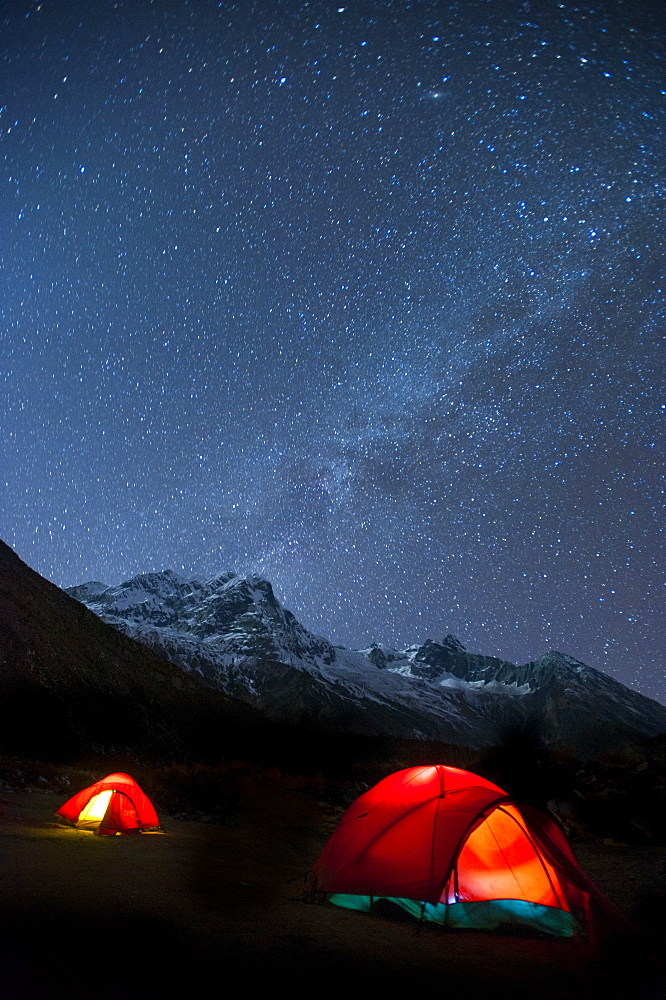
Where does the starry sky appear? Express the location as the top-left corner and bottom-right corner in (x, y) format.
(2, 0), (664, 703)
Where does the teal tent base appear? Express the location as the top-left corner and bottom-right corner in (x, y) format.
(329, 894), (580, 938)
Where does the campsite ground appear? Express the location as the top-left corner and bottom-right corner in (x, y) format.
(0, 778), (664, 1000)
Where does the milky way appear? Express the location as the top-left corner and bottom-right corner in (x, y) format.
(2, 0), (664, 702)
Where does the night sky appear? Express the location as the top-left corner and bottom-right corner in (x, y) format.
(2, 0), (664, 703)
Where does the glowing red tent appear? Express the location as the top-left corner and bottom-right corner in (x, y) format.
(55, 772), (162, 836)
(310, 765), (625, 941)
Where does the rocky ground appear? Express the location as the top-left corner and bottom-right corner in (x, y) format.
(0, 775), (664, 1000)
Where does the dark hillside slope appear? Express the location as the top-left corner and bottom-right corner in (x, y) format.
(0, 540), (260, 760)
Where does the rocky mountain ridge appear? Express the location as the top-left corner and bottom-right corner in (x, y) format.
(67, 569), (666, 754)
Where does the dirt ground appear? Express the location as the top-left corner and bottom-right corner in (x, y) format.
(0, 784), (664, 1000)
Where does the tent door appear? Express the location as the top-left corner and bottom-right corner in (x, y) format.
(75, 790), (114, 830)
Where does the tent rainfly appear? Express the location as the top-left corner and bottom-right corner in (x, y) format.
(55, 772), (163, 835)
(310, 765), (627, 941)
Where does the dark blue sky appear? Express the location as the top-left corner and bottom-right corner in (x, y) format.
(2, 0), (664, 702)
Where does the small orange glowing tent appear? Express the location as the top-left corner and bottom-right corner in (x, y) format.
(55, 772), (162, 835)
(310, 765), (624, 941)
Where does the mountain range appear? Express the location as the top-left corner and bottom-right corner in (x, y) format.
(66, 568), (666, 756)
